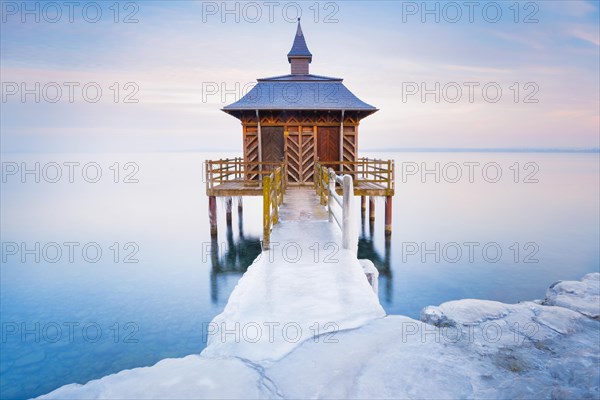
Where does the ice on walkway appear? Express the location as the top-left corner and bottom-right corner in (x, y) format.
(201, 218), (385, 362)
(202, 188), (384, 362)
(40, 274), (599, 399)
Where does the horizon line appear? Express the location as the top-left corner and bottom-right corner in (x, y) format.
(1, 147), (599, 155)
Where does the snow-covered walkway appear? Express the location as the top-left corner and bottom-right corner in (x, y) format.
(202, 188), (385, 361)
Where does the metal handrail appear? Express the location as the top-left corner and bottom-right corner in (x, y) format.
(327, 168), (357, 254)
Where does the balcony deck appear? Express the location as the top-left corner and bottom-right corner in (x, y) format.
(205, 158), (395, 198)
(207, 180), (392, 197)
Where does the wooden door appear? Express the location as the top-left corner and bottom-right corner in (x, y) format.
(317, 126), (340, 167)
(285, 126), (316, 185)
(261, 127), (284, 167)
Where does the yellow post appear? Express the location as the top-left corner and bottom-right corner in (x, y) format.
(321, 167), (328, 206)
(386, 160), (393, 191)
(273, 171), (279, 225)
(314, 163), (319, 193)
(319, 166), (325, 205)
(263, 174), (271, 250)
(276, 168), (283, 206)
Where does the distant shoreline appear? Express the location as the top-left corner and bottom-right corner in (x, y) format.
(1, 148), (599, 154)
(362, 148), (600, 153)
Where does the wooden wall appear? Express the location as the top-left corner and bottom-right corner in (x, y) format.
(240, 111), (362, 185)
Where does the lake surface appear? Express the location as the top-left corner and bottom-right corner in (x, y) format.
(1, 151), (598, 399)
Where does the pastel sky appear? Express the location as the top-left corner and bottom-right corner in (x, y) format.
(1, 0), (598, 153)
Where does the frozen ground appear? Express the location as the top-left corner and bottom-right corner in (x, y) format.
(39, 273), (599, 399)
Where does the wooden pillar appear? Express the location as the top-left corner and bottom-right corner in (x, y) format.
(360, 196), (366, 237)
(225, 197), (233, 225)
(209, 196), (217, 236)
(238, 197), (243, 213)
(369, 196), (375, 222)
(263, 175), (271, 250)
(385, 195), (392, 235)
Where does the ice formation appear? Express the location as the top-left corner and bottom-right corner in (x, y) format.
(39, 273), (599, 399)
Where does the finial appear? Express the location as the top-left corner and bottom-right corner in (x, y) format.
(298, 17), (300, 22)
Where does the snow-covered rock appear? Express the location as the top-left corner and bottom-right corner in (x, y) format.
(544, 272), (600, 319)
(38, 356), (271, 399)
(359, 259), (379, 295)
(39, 274), (600, 399)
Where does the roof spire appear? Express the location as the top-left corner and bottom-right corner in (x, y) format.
(287, 19), (312, 74)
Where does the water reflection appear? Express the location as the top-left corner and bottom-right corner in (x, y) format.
(208, 202), (394, 306)
(209, 206), (262, 303)
(358, 215), (393, 303)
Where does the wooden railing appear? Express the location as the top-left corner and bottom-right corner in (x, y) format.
(315, 163), (329, 206)
(205, 158), (285, 192)
(262, 167), (284, 250)
(314, 158), (395, 194)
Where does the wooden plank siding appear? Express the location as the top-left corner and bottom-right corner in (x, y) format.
(240, 111), (361, 186)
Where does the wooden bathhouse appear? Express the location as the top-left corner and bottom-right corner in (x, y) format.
(205, 20), (395, 239)
(221, 19), (378, 184)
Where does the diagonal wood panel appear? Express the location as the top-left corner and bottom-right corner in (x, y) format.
(261, 126), (284, 164)
(317, 127), (340, 168)
(285, 130), (300, 183)
(300, 130), (315, 183)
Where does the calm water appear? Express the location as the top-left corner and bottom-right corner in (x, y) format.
(1, 151), (598, 399)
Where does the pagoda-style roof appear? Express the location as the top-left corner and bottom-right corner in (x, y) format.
(222, 21), (378, 120)
(287, 19), (312, 62)
(223, 75), (376, 113)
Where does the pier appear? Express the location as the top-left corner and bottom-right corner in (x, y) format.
(202, 19), (394, 341)
(205, 157), (395, 240)
(203, 167), (386, 361)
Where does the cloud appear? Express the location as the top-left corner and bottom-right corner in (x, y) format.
(570, 26), (600, 46)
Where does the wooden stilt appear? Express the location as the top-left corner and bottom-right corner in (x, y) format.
(237, 197), (244, 236)
(361, 196), (366, 218)
(385, 195), (392, 235)
(369, 196), (376, 222)
(209, 196), (217, 236)
(225, 197), (233, 225)
(361, 205), (366, 238)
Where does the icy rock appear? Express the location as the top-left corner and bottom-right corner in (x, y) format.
(39, 274), (600, 399)
(38, 355), (269, 399)
(421, 299), (514, 325)
(359, 259), (379, 295)
(544, 272), (600, 319)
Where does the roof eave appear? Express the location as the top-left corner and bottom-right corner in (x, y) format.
(287, 54), (312, 59)
(222, 107), (378, 112)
